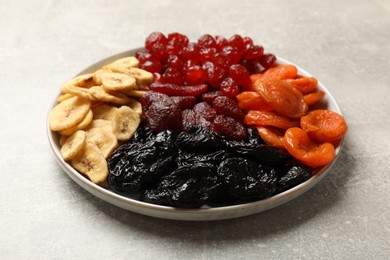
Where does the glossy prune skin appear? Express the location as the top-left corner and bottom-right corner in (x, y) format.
(246, 127), (264, 145)
(176, 150), (231, 167)
(143, 163), (222, 208)
(276, 163), (312, 193)
(175, 127), (226, 152)
(226, 140), (289, 165)
(218, 157), (278, 201)
(108, 130), (177, 193)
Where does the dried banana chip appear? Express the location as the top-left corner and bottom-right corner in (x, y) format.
(71, 142), (108, 184)
(59, 109), (93, 136)
(86, 127), (118, 159)
(112, 106), (140, 141)
(89, 86), (129, 105)
(60, 130), (86, 161)
(49, 96), (91, 131)
(101, 72), (136, 91)
(91, 104), (118, 121)
(127, 98), (142, 116)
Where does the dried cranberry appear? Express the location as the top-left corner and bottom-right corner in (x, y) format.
(243, 36), (253, 49)
(259, 53), (277, 70)
(166, 55), (184, 71)
(171, 96), (197, 109)
(205, 62), (228, 88)
(244, 45), (264, 60)
(241, 59), (264, 74)
(165, 44), (181, 56)
(193, 102), (217, 121)
(167, 32), (189, 47)
(213, 115), (247, 141)
(184, 66), (207, 85)
(212, 96), (245, 121)
(215, 35), (228, 51)
(229, 64), (251, 88)
(150, 82), (208, 96)
(222, 46), (242, 64)
(220, 77), (240, 97)
(150, 43), (168, 62)
(199, 47), (217, 62)
(201, 90), (223, 104)
(162, 67), (184, 85)
(179, 43), (200, 61)
(228, 34), (245, 53)
(153, 72), (162, 82)
(183, 60), (202, 71)
(140, 60), (162, 74)
(213, 53), (233, 71)
(197, 34), (216, 48)
(145, 32), (167, 50)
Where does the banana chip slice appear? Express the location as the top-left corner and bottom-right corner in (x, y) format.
(112, 106), (140, 141)
(86, 119), (113, 132)
(60, 130), (86, 161)
(111, 67), (153, 86)
(91, 104), (118, 120)
(86, 127), (118, 159)
(65, 73), (95, 88)
(56, 93), (73, 103)
(71, 142), (108, 184)
(59, 109), (93, 136)
(101, 72), (136, 91)
(125, 90), (147, 98)
(127, 98), (142, 116)
(49, 96), (91, 131)
(89, 86), (129, 105)
(61, 84), (95, 101)
(105, 57), (140, 70)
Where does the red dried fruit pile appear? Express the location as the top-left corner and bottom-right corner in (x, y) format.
(137, 32), (277, 141)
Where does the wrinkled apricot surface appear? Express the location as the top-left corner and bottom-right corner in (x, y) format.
(253, 77), (308, 118)
(244, 110), (300, 129)
(283, 127), (335, 168)
(257, 126), (285, 149)
(301, 110), (348, 143)
(236, 91), (273, 111)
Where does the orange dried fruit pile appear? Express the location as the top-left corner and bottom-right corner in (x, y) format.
(239, 64), (348, 169)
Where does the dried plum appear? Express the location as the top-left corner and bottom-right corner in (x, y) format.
(108, 130), (177, 193)
(226, 140), (289, 164)
(175, 126), (225, 152)
(218, 157), (277, 201)
(277, 164), (312, 193)
(246, 127), (264, 145)
(176, 150), (230, 167)
(143, 163), (222, 208)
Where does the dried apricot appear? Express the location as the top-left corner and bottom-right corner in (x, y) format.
(301, 110), (348, 143)
(250, 73), (264, 84)
(303, 90), (325, 105)
(236, 91), (273, 111)
(253, 77), (308, 118)
(244, 110), (300, 129)
(283, 127), (335, 168)
(263, 64), (298, 80)
(257, 126), (285, 150)
(286, 76), (318, 94)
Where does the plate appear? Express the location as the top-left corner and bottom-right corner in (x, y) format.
(47, 48), (344, 221)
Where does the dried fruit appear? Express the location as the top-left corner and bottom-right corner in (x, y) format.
(300, 110), (348, 143)
(283, 127), (335, 168)
(244, 110), (300, 129)
(149, 82), (208, 96)
(253, 77), (308, 118)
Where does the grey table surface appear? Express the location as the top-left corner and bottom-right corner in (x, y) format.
(1, 0), (389, 259)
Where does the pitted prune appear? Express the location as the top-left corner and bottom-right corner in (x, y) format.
(131, 125), (155, 143)
(175, 126), (225, 152)
(108, 130), (177, 193)
(176, 150), (230, 167)
(277, 164), (312, 193)
(226, 140), (289, 164)
(218, 157), (277, 201)
(143, 163), (222, 208)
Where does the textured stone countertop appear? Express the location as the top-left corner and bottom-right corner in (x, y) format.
(1, 0), (389, 259)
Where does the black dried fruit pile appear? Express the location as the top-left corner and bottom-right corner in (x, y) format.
(108, 125), (312, 208)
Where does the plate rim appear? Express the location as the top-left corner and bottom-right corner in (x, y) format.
(47, 48), (345, 221)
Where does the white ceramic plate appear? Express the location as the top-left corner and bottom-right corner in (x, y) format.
(47, 48), (344, 221)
